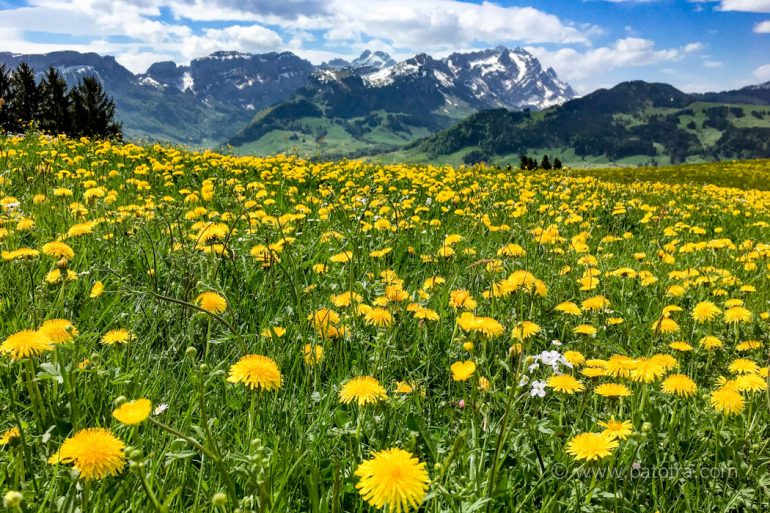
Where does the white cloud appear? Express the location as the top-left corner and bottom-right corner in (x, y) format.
(755, 63), (770, 80)
(703, 59), (724, 67)
(755, 20), (770, 31)
(178, 25), (284, 60)
(525, 38), (702, 81)
(0, 0), (601, 73)
(718, 0), (770, 12)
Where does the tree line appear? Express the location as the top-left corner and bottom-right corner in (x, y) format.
(519, 154), (562, 170)
(0, 62), (121, 139)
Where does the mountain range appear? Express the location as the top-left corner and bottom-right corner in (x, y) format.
(0, 47), (574, 148)
(1, 48), (769, 166)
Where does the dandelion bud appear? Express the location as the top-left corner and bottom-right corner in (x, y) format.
(212, 492), (227, 507)
(641, 421), (653, 433)
(185, 346), (198, 358)
(129, 449), (143, 461)
(114, 395), (127, 407)
(199, 363), (209, 373)
(3, 491), (23, 509)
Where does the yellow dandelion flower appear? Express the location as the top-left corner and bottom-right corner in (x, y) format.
(691, 301), (721, 323)
(573, 324), (597, 336)
(710, 388), (744, 415)
(339, 376), (387, 406)
(699, 336), (723, 350)
(0, 427), (20, 446)
(565, 433), (618, 461)
(669, 341), (692, 352)
(49, 428), (125, 480)
(355, 448), (429, 513)
(512, 321), (540, 340)
(450, 360), (476, 382)
(227, 354), (282, 391)
(661, 374), (697, 397)
(594, 383), (631, 397)
(728, 358), (759, 375)
(724, 306), (751, 324)
(112, 399), (152, 425)
(448, 290), (477, 310)
(1, 330), (53, 360)
(597, 418), (633, 440)
(195, 292), (228, 314)
(39, 319), (78, 344)
(547, 374), (584, 394)
(42, 241), (74, 260)
(101, 329), (133, 346)
(555, 302), (581, 316)
(563, 351), (585, 367)
(365, 308), (393, 327)
(90, 281), (104, 298)
(394, 381), (414, 394)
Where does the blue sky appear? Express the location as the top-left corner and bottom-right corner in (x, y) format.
(0, 0), (768, 93)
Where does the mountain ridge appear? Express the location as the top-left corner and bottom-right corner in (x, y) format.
(393, 80), (770, 166)
(0, 47), (576, 147)
(226, 46), (578, 154)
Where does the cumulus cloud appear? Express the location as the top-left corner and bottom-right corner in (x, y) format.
(0, 0), (602, 74)
(526, 37), (702, 81)
(755, 63), (770, 80)
(755, 20), (770, 31)
(178, 25), (284, 60)
(718, 0), (770, 12)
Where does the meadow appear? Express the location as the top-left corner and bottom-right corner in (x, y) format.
(1, 133), (769, 512)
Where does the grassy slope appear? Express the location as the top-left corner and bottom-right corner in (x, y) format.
(228, 114), (433, 157)
(370, 102), (770, 167)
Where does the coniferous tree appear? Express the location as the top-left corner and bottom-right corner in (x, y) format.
(9, 62), (40, 132)
(39, 67), (71, 135)
(553, 157), (563, 169)
(69, 76), (121, 139)
(0, 64), (10, 131)
(540, 155), (552, 170)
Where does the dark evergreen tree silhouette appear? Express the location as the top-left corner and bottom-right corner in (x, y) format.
(553, 157), (563, 169)
(39, 67), (71, 135)
(9, 62), (40, 132)
(0, 64), (10, 131)
(540, 155), (552, 170)
(69, 76), (121, 139)
(519, 154), (537, 170)
(0, 63), (121, 139)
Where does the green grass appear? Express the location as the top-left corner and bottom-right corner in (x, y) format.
(1, 133), (770, 512)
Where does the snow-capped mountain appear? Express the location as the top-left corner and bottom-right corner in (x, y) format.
(319, 50), (397, 71)
(138, 51), (314, 111)
(0, 47), (577, 146)
(350, 50), (397, 71)
(359, 47), (576, 110)
(228, 48), (577, 151)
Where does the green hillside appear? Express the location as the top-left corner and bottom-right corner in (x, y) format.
(376, 82), (770, 167)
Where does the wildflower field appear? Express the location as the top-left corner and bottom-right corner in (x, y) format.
(1, 134), (770, 513)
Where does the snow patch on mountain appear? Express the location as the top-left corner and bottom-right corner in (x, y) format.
(180, 71), (194, 92)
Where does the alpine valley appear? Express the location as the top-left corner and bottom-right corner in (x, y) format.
(1, 47), (769, 165)
(0, 47), (575, 151)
